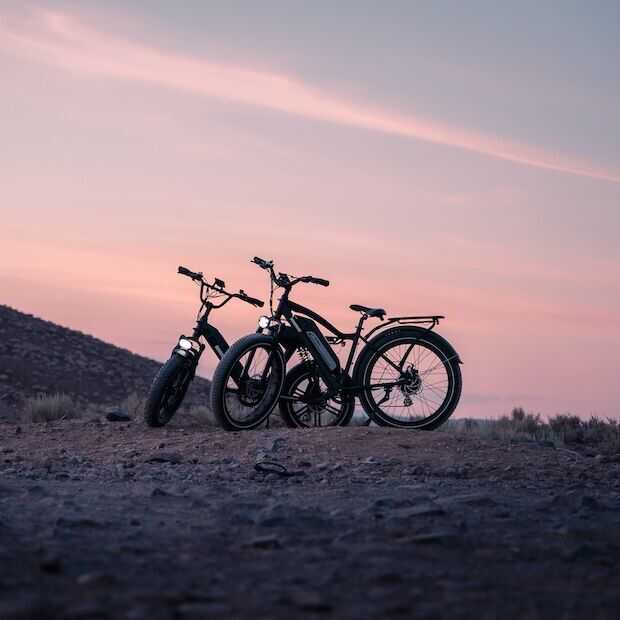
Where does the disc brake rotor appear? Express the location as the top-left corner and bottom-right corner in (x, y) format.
(400, 364), (422, 398)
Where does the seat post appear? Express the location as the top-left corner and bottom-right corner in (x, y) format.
(343, 314), (368, 373)
(354, 314), (367, 339)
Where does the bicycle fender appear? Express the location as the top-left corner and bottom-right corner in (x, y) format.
(352, 326), (463, 385)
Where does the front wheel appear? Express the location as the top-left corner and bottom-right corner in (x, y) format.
(210, 334), (285, 431)
(144, 355), (194, 427)
(354, 327), (462, 429)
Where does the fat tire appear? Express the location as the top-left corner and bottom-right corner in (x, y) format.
(144, 355), (193, 428)
(210, 334), (285, 431)
(278, 362), (355, 428)
(354, 327), (462, 430)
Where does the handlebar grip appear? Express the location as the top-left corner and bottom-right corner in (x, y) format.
(309, 277), (330, 287)
(238, 290), (264, 307)
(178, 266), (201, 280)
(251, 256), (273, 270)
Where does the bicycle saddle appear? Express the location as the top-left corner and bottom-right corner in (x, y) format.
(349, 304), (386, 319)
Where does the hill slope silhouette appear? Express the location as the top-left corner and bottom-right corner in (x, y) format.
(0, 305), (210, 422)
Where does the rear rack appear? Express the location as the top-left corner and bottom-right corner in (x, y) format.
(365, 315), (444, 340)
(389, 315), (444, 327)
(325, 315), (446, 344)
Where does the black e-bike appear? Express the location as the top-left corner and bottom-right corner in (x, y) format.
(143, 266), (264, 427)
(210, 257), (462, 431)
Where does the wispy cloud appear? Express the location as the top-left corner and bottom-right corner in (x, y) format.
(1, 8), (619, 184)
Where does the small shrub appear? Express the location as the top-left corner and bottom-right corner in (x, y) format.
(464, 418), (479, 431)
(518, 413), (542, 435)
(22, 393), (80, 423)
(549, 414), (582, 433)
(580, 417), (620, 453)
(548, 414), (584, 443)
(457, 409), (620, 455)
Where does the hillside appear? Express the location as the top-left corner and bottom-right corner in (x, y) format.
(0, 305), (210, 422)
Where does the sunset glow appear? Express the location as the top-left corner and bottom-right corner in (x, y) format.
(1, 2), (618, 418)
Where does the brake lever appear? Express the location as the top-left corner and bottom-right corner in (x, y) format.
(252, 256), (274, 270)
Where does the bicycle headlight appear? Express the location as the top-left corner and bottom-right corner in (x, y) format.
(178, 338), (194, 350)
(258, 316), (271, 329)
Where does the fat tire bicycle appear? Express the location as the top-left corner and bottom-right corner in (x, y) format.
(210, 258), (462, 430)
(143, 266), (263, 427)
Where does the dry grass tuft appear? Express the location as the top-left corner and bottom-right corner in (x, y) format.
(451, 407), (620, 455)
(497, 407), (543, 435)
(22, 393), (81, 423)
(548, 414), (620, 453)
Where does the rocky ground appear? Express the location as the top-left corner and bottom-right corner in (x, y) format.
(1, 420), (620, 619)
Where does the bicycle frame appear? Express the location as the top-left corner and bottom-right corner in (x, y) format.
(173, 305), (228, 361)
(184, 303), (266, 388)
(270, 288), (444, 396)
(172, 269), (263, 384)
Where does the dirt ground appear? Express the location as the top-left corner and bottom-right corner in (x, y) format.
(1, 419), (619, 619)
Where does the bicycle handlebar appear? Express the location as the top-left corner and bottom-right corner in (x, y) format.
(178, 265), (203, 280)
(301, 276), (330, 287)
(237, 291), (264, 307)
(251, 258), (329, 289)
(252, 256), (273, 270)
(178, 266), (263, 308)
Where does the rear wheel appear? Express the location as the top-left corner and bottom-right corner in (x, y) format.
(355, 328), (462, 429)
(144, 355), (194, 427)
(210, 334), (285, 431)
(278, 363), (355, 428)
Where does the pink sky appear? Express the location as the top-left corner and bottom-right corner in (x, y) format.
(1, 4), (619, 418)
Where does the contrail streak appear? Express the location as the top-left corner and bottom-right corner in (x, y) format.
(1, 9), (618, 184)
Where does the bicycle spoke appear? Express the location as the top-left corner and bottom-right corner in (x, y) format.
(364, 336), (452, 425)
(220, 343), (283, 426)
(284, 365), (352, 428)
(294, 404), (310, 417)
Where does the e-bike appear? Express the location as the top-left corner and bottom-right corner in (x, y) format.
(144, 266), (263, 427)
(209, 258), (462, 430)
